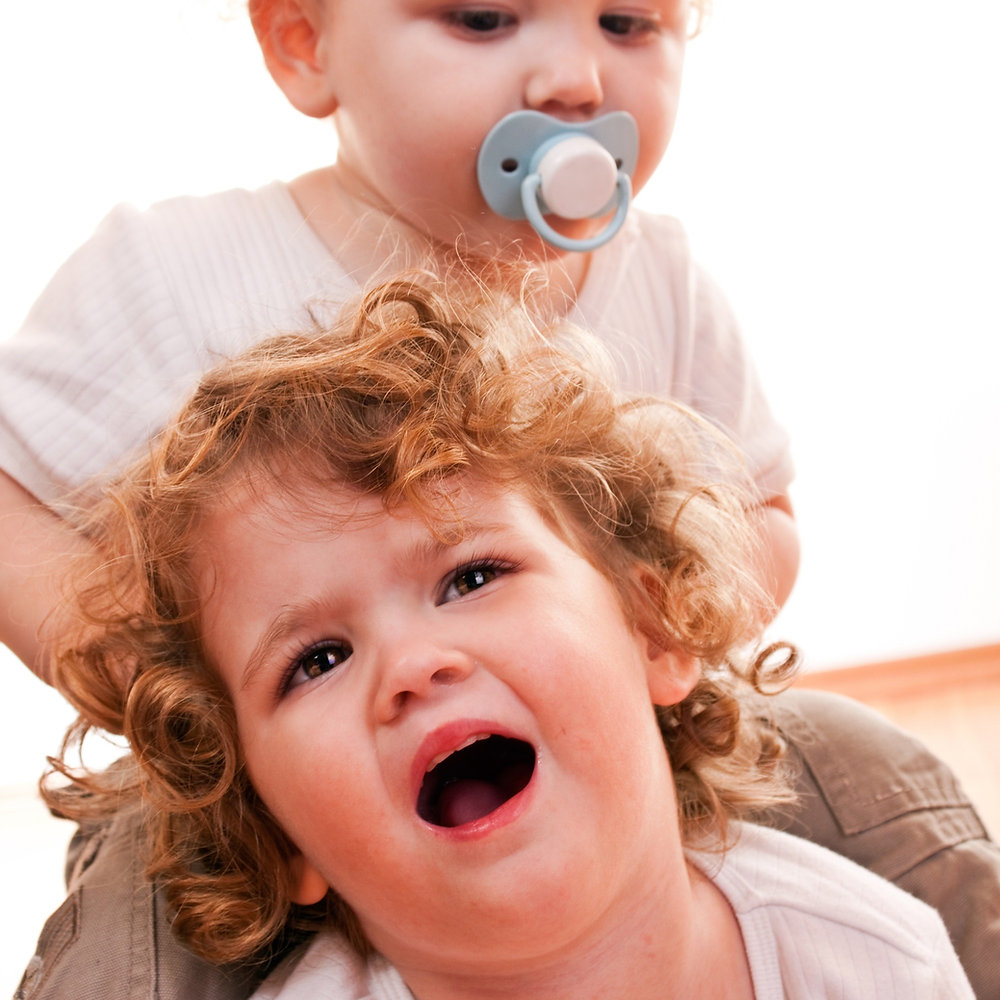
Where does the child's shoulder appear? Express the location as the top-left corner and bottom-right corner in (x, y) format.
(1, 182), (354, 502)
(610, 205), (691, 260)
(94, 182), (325, 262)
(43, 181), (339, 326)
(41, 179), (350, 341)
(583, 207), (721, 318)
(689, 823), (973, 998)
(709, 822), (939, 933)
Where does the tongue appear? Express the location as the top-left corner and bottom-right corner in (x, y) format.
(439, 779), (508, 827)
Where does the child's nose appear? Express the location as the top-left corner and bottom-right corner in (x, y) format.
(373, 633), (475, 723)
(523, 40), (604, 117)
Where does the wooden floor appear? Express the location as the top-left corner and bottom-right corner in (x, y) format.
(796, 643), (1000, 839)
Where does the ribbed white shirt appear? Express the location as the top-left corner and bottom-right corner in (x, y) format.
(0, 183), (791, 504)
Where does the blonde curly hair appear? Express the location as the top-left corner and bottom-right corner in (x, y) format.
(45, 273), (795, 968)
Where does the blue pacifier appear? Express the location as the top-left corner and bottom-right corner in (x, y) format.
(477, 110), (639, 252)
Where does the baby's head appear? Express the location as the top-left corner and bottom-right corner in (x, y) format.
(49, 273), (792, 970)
(249, 0), (705, 255)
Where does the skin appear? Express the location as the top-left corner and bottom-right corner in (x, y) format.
(760, 493), (799, 612)
(194, 474), (754, 1000)
(0, 470), (86, 682)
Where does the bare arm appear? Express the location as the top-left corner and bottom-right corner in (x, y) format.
(757, 493), (800, 620)
(0, 469), (91, 683)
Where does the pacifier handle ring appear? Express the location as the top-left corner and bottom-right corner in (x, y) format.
(521, 171), (632, 253)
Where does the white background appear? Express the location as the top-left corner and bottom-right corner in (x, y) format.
(2, 0), (999, 988)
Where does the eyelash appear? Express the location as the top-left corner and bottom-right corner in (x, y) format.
(440, 9), (661, 39)
(599, 14), (662, 39)
(441, 9), (516, 35)
(440, 555), (515, 602)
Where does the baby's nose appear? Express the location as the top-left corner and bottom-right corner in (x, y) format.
(524, 42), (604, 117)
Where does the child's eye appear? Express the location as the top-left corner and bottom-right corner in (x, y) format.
(599, 13), (660, 39)
(441, 559), (508, 602)
(285, 641), (352, 691)
(442, 8), (516, 35)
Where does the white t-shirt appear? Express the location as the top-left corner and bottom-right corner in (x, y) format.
(0, 183), (792, 504)
(249, 823), (974, 1000)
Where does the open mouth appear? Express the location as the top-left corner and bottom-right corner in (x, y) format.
(417, 734), (536, 829)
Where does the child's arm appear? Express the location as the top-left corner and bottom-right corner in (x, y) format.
(0, 470), (89, 682)
(759, 493), (800, 616)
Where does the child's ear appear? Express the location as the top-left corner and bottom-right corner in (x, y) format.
(640, 633), (700, 707)
(630, 566), (700, 706)
(249, 0), (339, 119)
(288, 852), (330, 905)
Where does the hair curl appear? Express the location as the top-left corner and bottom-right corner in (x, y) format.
(45, 272), (795, 967)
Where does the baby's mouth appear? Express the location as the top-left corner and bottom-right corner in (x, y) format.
(417, 734), (536, 829)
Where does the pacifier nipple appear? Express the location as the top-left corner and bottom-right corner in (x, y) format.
(477, 110), (639, 253)
(535, 136), (618, 220)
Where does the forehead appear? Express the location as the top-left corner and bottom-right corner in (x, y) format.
(196, 468), (525, 554)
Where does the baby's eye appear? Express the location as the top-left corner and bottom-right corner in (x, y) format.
(286, 641), (352, 690)
(442, 560), (506, 602)
(599, 12), (660, 39)
(442, 8), (516, 35)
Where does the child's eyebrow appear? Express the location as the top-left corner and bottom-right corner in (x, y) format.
(406, 521), (507, 561)
(240, 596), (332, 693)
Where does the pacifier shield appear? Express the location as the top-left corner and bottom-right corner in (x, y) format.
(477, 110), (639, 252)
